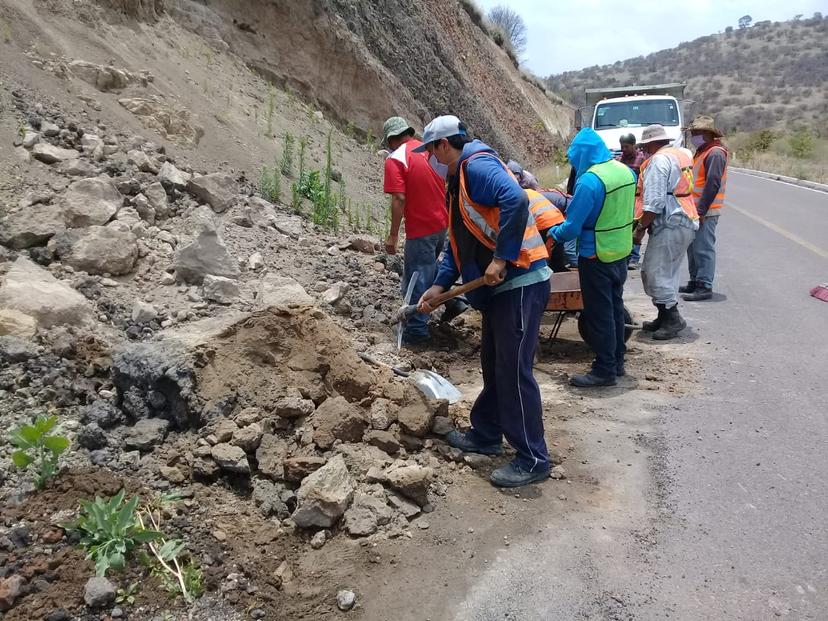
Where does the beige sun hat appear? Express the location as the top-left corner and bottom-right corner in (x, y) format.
(637, 124), (671, 146)
(686, 115), (724, 137)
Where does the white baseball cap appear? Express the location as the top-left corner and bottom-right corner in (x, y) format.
(412, 115), (466, 152)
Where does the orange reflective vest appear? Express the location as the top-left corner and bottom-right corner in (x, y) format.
(692, 143), (728, 212)
(451, 154), (549, 269)
(527, 189), (565, 228)
(638, 147), (699, 222)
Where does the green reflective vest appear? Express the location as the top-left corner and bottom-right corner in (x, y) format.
(588, 160), (636, 263)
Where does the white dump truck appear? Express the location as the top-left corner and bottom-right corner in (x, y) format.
(575, 83), (693, 155)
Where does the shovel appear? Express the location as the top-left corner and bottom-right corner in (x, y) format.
(358, 352), (463, 403)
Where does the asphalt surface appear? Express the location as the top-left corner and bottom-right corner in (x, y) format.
(450, 171), (828, 620)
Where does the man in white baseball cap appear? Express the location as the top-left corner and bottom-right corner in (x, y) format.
(415, 115), (553, 488)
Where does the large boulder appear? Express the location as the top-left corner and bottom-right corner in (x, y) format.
(32, 143), (79, 164)
(60, 177), (122, 228)
(187, 173), (238, 213)
(311, 396), (369, 450)
(0, 257), (92, 328)
(291, 455), (355, 528)
(173, 229), (240, 284)
(0, 203), (65, 249)
(255, 274), (313, 309)
(51, 226), (138, 275)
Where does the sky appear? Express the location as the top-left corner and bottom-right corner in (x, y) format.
(473, 0), (827, 76)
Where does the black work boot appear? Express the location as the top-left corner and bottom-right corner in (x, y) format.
(652, 305), (687, 340)
(642, 304), (666, 332)
(682, 285), (713, 301)
(678, 281), (697, 294)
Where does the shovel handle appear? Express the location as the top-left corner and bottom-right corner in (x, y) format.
(429, 276), (487, 308)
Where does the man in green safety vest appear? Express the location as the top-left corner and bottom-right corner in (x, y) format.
(548, 128), (636, 387)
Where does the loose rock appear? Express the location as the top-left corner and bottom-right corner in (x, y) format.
(83, 576), (116, 609)
(384, 463), (432, 506)
(0, 257), (92, 328)
(255, 274), (313, 309)
(60, 176), (122, 228)
(174, 229), (240, 284)
(51, 226), (138, 275)
(186, 173), (238, 213)
(291, 455), (355, 528)
(202, 274), (240, 304)
(312, 396), (369, 450)
(123, 418), (169, 451)
(211, 443), (250, 473)
(336, 590), (356, 612)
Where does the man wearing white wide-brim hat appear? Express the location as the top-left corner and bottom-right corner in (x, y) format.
(633, 124), (700, 340)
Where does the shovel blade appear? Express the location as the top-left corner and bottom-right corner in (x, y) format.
(409, 370), (462, 404)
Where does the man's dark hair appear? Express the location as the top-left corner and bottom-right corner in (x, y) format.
(446, 134), (473, 149)
(619, 133), (636, 145)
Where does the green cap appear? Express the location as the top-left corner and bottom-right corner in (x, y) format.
(382, 117), (414, 147)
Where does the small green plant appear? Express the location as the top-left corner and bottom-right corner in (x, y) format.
(296, 170), (324, 203)
(345, 121), (355, 139)
(789, 127), (815, 158)
(281, 132), (295, 177)
(298, 137), (307, 179)
(259, 161), (281, 203)
(116, 582), (140, 606)
(365, 128), (376, 151)
(2, 20), (12, 44)
(265, 82), (275, 137)
(10, 415), (70, 489)
(73, 490), (163, 577)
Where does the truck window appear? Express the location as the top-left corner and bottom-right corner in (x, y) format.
(594, 100), (679, 129)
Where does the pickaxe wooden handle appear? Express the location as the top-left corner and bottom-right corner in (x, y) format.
(392, 276), (487, 325)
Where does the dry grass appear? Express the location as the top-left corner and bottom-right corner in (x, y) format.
(733, 151), (828, 185)
(729, 131), (828, 184)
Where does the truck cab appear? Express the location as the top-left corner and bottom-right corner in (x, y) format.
(577, 83), (692, 155)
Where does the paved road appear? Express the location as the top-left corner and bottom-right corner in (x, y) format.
(450, 171), (828, 620)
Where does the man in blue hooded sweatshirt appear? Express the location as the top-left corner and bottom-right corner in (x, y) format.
(415, 115), (552, 488)
(548, 128), (636, 387)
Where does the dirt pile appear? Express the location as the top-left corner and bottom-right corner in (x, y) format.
(0, 78), (472, 619)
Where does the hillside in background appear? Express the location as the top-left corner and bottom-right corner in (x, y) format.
(546, 14), (828, 135)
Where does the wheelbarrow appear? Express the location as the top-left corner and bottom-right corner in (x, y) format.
(546, 271), (635, 343)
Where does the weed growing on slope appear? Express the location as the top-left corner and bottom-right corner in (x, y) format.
(10, 415), (70, 489)
(281, 132), (295, 177)
(72, 490), (163, 576)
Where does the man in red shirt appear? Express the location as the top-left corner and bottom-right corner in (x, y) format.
(382, 116), (465, 344)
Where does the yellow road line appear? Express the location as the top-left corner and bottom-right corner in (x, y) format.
(728, 202), (828, 260)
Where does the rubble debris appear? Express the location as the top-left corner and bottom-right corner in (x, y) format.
(291, 455), (355, 528)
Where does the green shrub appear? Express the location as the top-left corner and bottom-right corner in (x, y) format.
(747, 129), (775, 152)
(789, 128), (815, 158)
(10, 415), (70, 489)
(259, 164), (281, 203)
